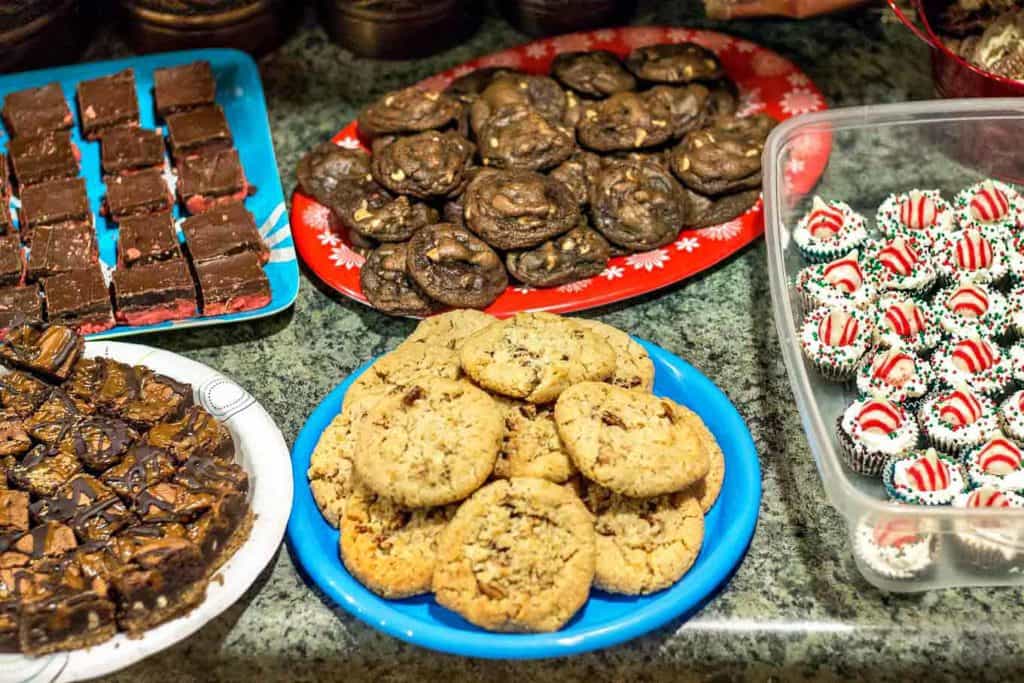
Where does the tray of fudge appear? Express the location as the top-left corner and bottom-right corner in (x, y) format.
(290, 26), (829, 318)
(766, 99), (1024, 592)
(0, 320), (291, 681)
(0, 49), (298, 339)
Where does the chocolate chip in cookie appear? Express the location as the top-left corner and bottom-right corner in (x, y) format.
(371, 130), (475, 199)
(359, 241), (440, 317)
(669, 114), (775, 196)
(478, 105), (575, 171)
(407, 223), (508, 308)
(358, 86), (462, 139)
(625, 43), (724, 84)
(506, 224), (610, 288)
(464, 168), (580, 250)
(338, 183), (439, 242)
(551, 50), (637, 99)
(576, 92), (674, 152)
(590, 158), (688, 251)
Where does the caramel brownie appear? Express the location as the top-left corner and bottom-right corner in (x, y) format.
(153, 61), (216, 118)
(112, 258), (197, 326)
(76, 69), (140, 140)
(165, 105), (232, 160)
(177, 149), (251, 215)
(0, 490), (29, 538)
(0, 321), (82, 381)
(0, 371), (49, 418)
(181, 203), (267, 265)
(104, 168), (173, 220)
(1, 83), (73, 139)
(23, 389), (91, 445)
(0, 413), (30, 458)
(100, 126), (164, 176)
(116, 211), (181, 269)
(26, 222), (97, 281)
(42, 266), (115, 336)
(19, 177), (90, 231)
(66, 358), (193, 429)
(193, 251), (270, 316)
(0, 235), (24, 287)
(146, 406), (234, 463)
(7, 446), (82, 498)
(8, 131), (79, 190)
(30, 474), (137, 542)
(101, 444), (178, 500)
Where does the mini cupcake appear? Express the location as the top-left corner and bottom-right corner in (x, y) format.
(963, 435), (1024, 494)
(792, 196), (868, 264)
(883, 448), (966, 505)
(931, 282), (1010, 340)
(918, 384), (999, 455)
(795, 250), (876, 312)
(933, 228), (1009, 286)
(872, 294), (941, 354)
(999, 390), (1024, 442)
(853, 516), (938, 581)
(954, 179), (1024, 236)
(837, 396), (920, 476)
(800, 305), (874, 382)
(856, 347), (933, 407)
(952, 486), (1024, 570)
(864, 237), (937, 297)
(930, 336), (1013, 397)
(876, 188), (954, 246)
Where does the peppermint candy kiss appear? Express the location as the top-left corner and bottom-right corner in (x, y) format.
(899, 190), (938, 229)
(955, 229), (993, 271)
(807, 197), (845, 239)
(872, 519), (921, 549)
(856, 399), (902, 435)
(878, 238), (918, 276)
(951, 339), (998, 373)
(872, 350), (915, 387)
(939, 388), (983, 427)
(884, 302), (925, 337)
(966, 487), (1011, 508)
(822, 252), (863, 293)
(906, 450), (951, 492)
(970, 182), (1010, 223)
(946, 285), (989, 318)
(975, 438), (1023, 475)
(818, 309), (858, 346)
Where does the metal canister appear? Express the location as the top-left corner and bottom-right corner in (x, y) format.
(498, 0), (636, 37)
(317, 0), (480, 59)
(0, 0), (88, 73)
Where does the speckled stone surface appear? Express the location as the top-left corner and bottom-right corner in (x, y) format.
(71, 3), (1024, 682)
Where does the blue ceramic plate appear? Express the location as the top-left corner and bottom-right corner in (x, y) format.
(0, 48), (297, 339)
(288, 339), (761, 659)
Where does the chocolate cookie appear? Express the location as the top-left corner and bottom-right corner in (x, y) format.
(371, 130), (475, 199)
(407, 223), (507, 308)
(296, 141), (372, 207)
(506, 224), (611, 288)
(590, 158), (687, 251)
(669, 114), (775, 196)
(683, 187), (760, 229)
(706, 80), (739, 119)
(463, 169), (579, 250)
(645, 84), (709, 138)
(478, 106), (574, 171)
(357, 86), (462, 138)
(360, 242), (439, 317)
(625, 43), (724, 84)
(576, 92), (674, 152)
(549, 151), (603, 206)
(339, 183), (439, 242)
(445, 67), (519, 102)
(469, 74), (567, 135)
(550, 50), (637, 98)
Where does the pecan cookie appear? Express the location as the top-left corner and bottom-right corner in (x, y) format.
(625, 43), (724, 84)
(338, 183), (438, 242)
(346, 340), (461, 407)
(590, 158), (687, 250)
(358, 86), (462, 138)
(433, 478), (595, 632)
(295, 141), (372, 208)
(645, 84), (709, 138)
(678, 405), (726, 513)
(401, 309), (497, 351)
(577, 92), (674, 152)
(551, 50), (637, 98)
(683, 186), (760, 229)
(407, 223), (508, 308)
(494, 399), (577, 483)
(371, 130), (475, 199)
(549, 151), (603, 207)
(574, 318), (655, 392)
(469, 74), (567, 134)
(478, 105), (575, 171)
(506, 224), (610, 288)
(460, 312), (616, 403)
(554, 382), (710, 497)
(464, 169), (579, 249)
(669, 114), (776, 196)
(359, 242), (439, 317)
(354, 378), (503, 507)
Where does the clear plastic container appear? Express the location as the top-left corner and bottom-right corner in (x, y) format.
(765, 99), (1024, 592)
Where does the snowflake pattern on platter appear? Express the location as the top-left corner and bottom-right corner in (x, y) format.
(786, 157), (806, 177)
(752, 51), (792, 77)
(734, 40), (757, 54)
(525, 42), (549, 59)
(556, 278), (592, 293)
(691, 33), (732, 54)
(302, 203), (334, 231)
(737, 86), (765, 117)
(317, 230), (340, 247)
(513, 285), (533, 295)
(601, 265), (625, 281)
(626, 249), (671, 271)
(790, 131), (827, 159)
(622, 27), (665, 49)
(593, 29), (616, 42)
(479, 51), (522, 68)
(666, 28), (694, 44)
(329, 244), (364, 270)
(675, 236), (700, 253)
(552, 33), (592, 53)
(335, 136), (361, 150)
(780, 87), (825, 116)
(697, 217), (745, 241)
(787, 72), (810, 87)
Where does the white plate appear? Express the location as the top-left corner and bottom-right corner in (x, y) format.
(0, 341), (292, 683)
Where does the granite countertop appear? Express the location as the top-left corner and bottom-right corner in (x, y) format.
(78, 3), (1023, 681)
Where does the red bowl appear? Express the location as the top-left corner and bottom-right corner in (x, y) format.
(888, 0), (1024, 98)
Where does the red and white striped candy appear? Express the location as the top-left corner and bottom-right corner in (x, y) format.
(906, 451), (951, 491)
(1018, 392), (1024, 413)
(872, 350), (915, 387)
(966, 488), (1011, 508)
(970, 183), (1010, 223)
(884, 302), (926, 337)
(951, 339), (998, 373)
(976, 438), (1022, 475)
(939, 389), (983, 427)
(818, 310), (859, 346)
(899, 190), (938, 229)
(946, 285), (989, 318)
(872, 519), (920, 548)
(857, 399), (903, 435)
(823, 253), (864, 294)
(955, 230), (994, 271)
(878, 238), (919, 276)
(807, 198), (845, 239)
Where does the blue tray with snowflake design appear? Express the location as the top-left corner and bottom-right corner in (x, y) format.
(0, 48), (297, 339)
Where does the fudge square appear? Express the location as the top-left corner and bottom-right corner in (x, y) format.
(42, 266), (114, 335)
(177, 149), (250, 215)
(1, 83), (73, 139)
(194, 251), (270, 316)
(153, 61), (216, 118)
(0, 286), (42, 332)
(0, 234), (24, 287)
(117, 211), (181, 269)
(100, 126), (164, 175)
(18, 178), (90, 231)
(112, 258), (197, 326)
(26, 223), (97, 281)
(104, 168), (172, 220)
(76, 69), (140, 140)
(165, 105), (232, 160)
(8, 131), (79, 190)
(182, 202), (268, 264)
